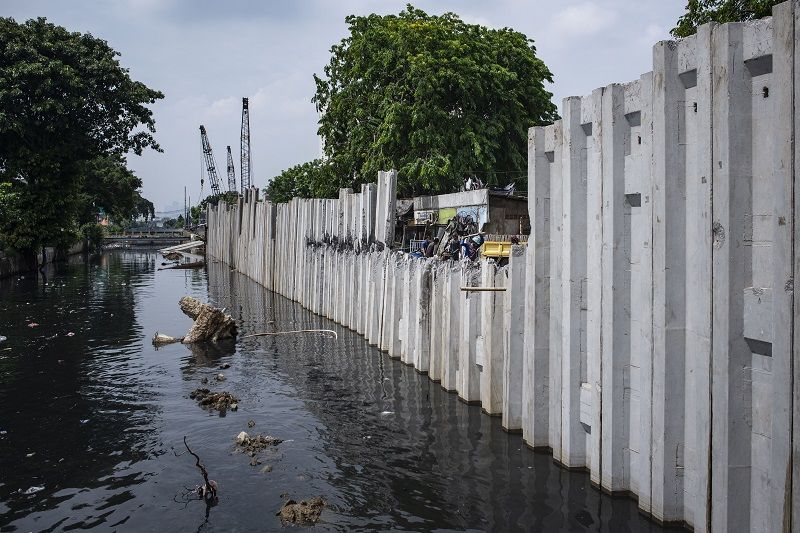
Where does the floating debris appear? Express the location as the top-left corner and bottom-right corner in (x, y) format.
(215, 373), (226, 382)
(277, 497), (325, 525)
(152, 332), (182, 346)
(235, 431), (283, 455)
(220, 362), (230, 369)
(158, 261), (204, 271)
(152, 297), (237, 346)
(27, 323), (39, 328)
(179, 296), (237, 343)
(66, 332), (75, 337)
(22, 486), (44, 495)
(247, 420), (256, 428)
(0, 335), (6, 343)
(190, 389), (238, 412)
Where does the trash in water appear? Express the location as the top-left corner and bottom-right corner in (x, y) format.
(380, 411), (395, 416)
(66, 332), (75, 337)
(220, 363), (230, 369)
(22, 486), (44, 495)
(26, 452), (35, 458)
(152, 332), (182, 346)
(27, 323), (39, 328)
(80, 419), (89, 424)
(247, 420), (256, 428)
(235, 431), (283, 453)
(0, 336), (6, 343)
(215, 373), (225, 382)
(179, 296), (237, 343)
(277, 497), (326, 525)
(190, 388), (238, 412)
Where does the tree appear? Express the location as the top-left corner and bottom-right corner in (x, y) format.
(311, 5), (557, 198)
(0, 17), (163, 258)
(672, 0), (780, 37)
(75, 154), (149, 227)
(135, 193), (155, 221)
(265, 159), (339, 203)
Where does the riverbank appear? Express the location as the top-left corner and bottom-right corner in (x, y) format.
(0, 241), (87, 279)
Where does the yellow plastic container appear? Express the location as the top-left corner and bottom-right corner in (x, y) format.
(480, 241), (526, 258)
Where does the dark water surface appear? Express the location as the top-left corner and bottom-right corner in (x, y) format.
(0, 251), (683, 532)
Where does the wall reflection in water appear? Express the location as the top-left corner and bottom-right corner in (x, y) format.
(206, 260), (683, 532)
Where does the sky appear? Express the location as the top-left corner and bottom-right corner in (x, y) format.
(3, 0), (685, 214)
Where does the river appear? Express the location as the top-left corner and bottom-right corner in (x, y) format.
(0, 251), (684, 532)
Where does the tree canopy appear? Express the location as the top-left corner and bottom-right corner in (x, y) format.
(0, 17), (162, 255)
(266, 5), (557, 201)
(672, 0), (780, 37)
(265, 159), (339, 204)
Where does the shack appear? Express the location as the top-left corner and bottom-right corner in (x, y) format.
(398, 189), (530, 251)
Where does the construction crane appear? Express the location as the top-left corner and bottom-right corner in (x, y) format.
(240, 97), (252, 190)
(199, 125), (222, 196)
(226, 145), (237, 193)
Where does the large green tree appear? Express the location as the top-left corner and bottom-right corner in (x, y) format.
(0, 17), (162, 256)
(265, 159), (340, 203)
(75, 155), (148, 226)
(672, 0), (780, 37)
(301, 5), (557, 198)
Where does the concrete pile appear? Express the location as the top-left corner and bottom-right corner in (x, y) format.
(207, 3), (800, 530)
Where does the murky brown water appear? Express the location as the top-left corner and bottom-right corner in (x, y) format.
(0, 251), (685, 531)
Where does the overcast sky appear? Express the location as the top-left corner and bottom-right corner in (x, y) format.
(4, 0), (685, 214)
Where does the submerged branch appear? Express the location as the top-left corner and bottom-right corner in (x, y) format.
(242, 329), (338, 339)
(183, 436), (217, 501)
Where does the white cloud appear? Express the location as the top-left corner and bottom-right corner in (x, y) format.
(459, 14), (495, 29)
(111, 0), (171, 15)
(549, 2), (617, 40)
(640, 23), (670, 46)
(205, 96), (239, 119)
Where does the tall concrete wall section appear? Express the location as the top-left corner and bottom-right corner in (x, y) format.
(205, 4), (800, 530)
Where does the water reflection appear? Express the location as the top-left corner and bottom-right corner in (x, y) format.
(205, 261), (684, 532)
(0, 252), (163, 529)
(0, 252), (686, 532)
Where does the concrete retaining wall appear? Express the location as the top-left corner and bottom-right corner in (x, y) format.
(207, 4), (800, 530)
(0, 241), (87, 279)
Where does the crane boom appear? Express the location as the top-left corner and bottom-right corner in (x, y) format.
(199, 125), (222, 196)
(240, 97), (252, 190)
(226, 145), (237, 193)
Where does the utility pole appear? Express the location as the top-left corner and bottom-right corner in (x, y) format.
(184, 186), (187, 229)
